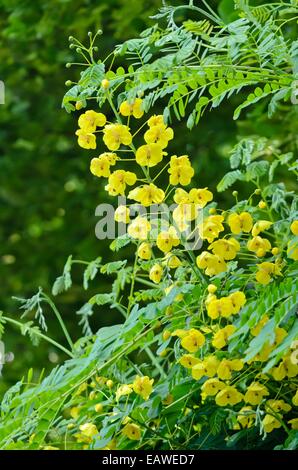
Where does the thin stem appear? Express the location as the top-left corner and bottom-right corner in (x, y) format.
(42, 294), (74, 350)
(2, 316), (74, 358)
(144, 346), (166, 379)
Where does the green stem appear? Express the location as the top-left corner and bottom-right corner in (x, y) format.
(144, 346), (166, 379)
(2, 316), (74, 358)
(42, 294), (74, 350)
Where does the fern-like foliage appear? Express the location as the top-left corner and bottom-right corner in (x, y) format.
(63, 0), (298, 129)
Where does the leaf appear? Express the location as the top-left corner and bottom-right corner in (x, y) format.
(245, 160), (269, 180)
(79, 63), (105, 88)
(268, 88), (289, 118)
(217, 170), (244, 192)
(229, 137), (268, 169)
(88, 293), (114, 306)
(83, 257), (102, 290)
(109, 235), (131, 252)
(52, 255), (72, 296)
(233, 84), (277, 120)
(62, 85), (80, 112)
(100, 260), (127, 275)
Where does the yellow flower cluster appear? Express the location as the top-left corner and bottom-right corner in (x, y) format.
(69, 92), (298, 449)
(206, 291), (246, 319)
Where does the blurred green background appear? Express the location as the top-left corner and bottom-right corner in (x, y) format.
(1, 0), (289, 393)
(0, 0), (167, 392)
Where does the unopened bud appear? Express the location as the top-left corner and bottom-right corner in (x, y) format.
(101, 79), (110, 90)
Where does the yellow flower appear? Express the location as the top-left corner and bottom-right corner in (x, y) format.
(137, 242), (152, 260)
(136, 143), (165, 167)
(290, 220), (298, 235)
(247, 236), (271, 257)
(149, 264), (163, 283)
(202, 378), (225, 396)
(215, 386), (243, 406)
(128, 183), (165, 206)
(216, 361), (232, 380)
(271, 361), (287, 381)
(157, 226), (180, 253)
(189, 188), (213, 207)
(256, 261), (282, 285)
(228, 212), (253, 234)
(217, 359), (243, 380)
(212, 325), (236, 349)
(229, 291), (246, 314)
(207, 297), (233, 319)
(78, 110), (106, 132)
(172, 329), (188, 338)
(287, 239), (298, 260)
(252, 220), (273, 237)
(122, 423), (141, 440)
(168, 155), (194, 186)
(173, 203), (198, 231)
(105, 170), (136, 196)
(179, 354), (200, 369)
(119, 98), (144, 118)
(196, 251), (227, 277)
(75, 129), (96, 149)
(262, 414), (281, 433)
(174, 187), (213, 208)
(115, 384), (133, 401)
(244, 382), (269, 405)
(103, 124), (132, 150)
(265, 399), (291, 413)
(198, 215), (225, 242)
(144, 123), (174, 149)
(173, 188), (191, 204)
(147, 115), (165, 127)
(251, 315), (269, 336)
(288, 418), (298, 430)
(181, 328), (205, 353)
(128, 217), (151, 240)
(90, 153), (117, 178)
(79, 423), (98, 439)
(236, 406), (256, 429)
(162, 252), (181, 269)
(132, 375), (154, 400)
(114, 205), (130, 223)
(209, 238), (240, 260)
(191, 356), (219, 380)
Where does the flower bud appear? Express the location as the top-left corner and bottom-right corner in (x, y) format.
(75, 100), (84, 110)
(258, 200), (267, 209)
(106, 379), (114, 389)
(162, 330), (171, 341)
(207, 284), (217, 294)
(101, 79), (110, 90)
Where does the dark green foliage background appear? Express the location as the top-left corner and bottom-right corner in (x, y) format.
(0, 0), (165, 391)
